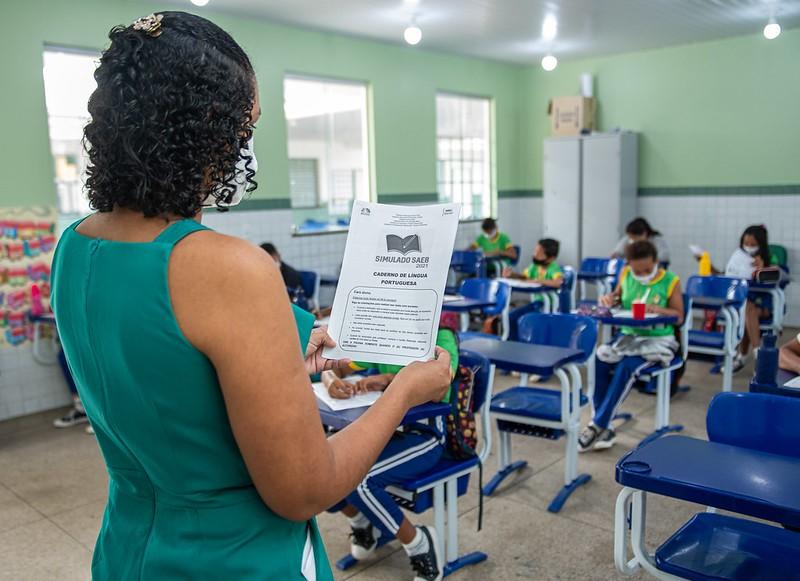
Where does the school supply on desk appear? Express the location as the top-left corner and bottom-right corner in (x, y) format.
(311, 379), (382, 411)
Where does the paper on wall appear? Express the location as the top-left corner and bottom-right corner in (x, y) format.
(323, 201), (460, 366)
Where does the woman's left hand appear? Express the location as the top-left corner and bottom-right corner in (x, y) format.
(305, 327), (351, 374)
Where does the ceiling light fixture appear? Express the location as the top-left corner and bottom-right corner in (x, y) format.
(542, 14), (558, 42)
(541, 54), (558, 71)
(404, 24), (422, 46)
(190, 0), (210, 6)
(763, 19), (781, 40)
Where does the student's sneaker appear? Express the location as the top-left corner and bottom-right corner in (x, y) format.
(593, 428), (617, 451)
(578, 424), (601, 453)
(85, 425), (95, 435)
(349, 523), (380, 560)
(731, 353), (747, 374)
(408, 526), (442, 581)
(53, 407), (88, 428)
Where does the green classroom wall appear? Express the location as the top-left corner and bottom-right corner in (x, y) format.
(520, 27), (800, 191)
(0, 0), (525, 209)
(1, 1), (797, 210)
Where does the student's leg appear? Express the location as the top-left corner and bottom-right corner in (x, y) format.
(593, 356), (650, 430)
(591, 359), (615, 418)
(346, 431), (443, 541)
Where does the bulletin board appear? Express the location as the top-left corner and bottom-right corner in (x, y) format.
(0, 206), (58, 348)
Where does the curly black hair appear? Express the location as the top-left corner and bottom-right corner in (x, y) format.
(83, 11), (258, 218)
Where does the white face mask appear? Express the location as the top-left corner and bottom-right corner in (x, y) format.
(743, 245), (759, 257)
(631, 264), (659, 285)
(485, 230), (497, 238)
(203, 136), (257, 208)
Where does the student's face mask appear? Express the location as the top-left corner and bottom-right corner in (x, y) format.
(203, 137), (257, 208)
(631, 264), (659, 285)
(485, 229), (497, 238)
(743, 245), (760, 257)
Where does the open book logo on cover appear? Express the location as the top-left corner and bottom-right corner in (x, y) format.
(386, 234), (421, 255)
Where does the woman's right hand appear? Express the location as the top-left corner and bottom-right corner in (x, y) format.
(389, 347), (452, 408)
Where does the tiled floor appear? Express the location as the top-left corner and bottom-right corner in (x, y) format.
(0, 341), (775, 581)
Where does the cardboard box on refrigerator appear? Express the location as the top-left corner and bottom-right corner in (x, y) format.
(549, 96), (595, 136)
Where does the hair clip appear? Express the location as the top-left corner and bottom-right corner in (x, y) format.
(132, 13), (163, 37)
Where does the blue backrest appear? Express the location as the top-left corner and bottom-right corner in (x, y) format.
(298, 270), (318, 300)
(509, 244), (521, 267)
(580, 257), (609, 274)
(685, 275), (749, 307)
(707, 392), (800, 459)
(451, 250), (485, 277)
(459, 278), (510, 316)
(559, 266), (576, 313)
(458, 349), (492, 411)
(516, 313), (597, 364)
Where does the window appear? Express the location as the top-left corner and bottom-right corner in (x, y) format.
(436, 94), (492, 220)
(42, 47), (99, 216)
(284, 76), (371, 229)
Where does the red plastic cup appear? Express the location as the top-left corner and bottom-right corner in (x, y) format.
(632, 302), (646, 320)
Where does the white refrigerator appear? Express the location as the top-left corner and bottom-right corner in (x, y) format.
(542, 132), (638, 269)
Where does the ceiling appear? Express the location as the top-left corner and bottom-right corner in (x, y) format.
(154, 0), (800, 64)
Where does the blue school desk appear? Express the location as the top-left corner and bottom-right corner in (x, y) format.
(319, 275), (339, 287)
(441, 297), (496, 312)
(461, 337), (589, 510)
(317, 399), (450, 431)
(496, 277), (560, 314)
(614, 434), (800, 580)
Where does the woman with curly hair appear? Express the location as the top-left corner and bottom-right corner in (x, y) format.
(50, 12), (451, 580)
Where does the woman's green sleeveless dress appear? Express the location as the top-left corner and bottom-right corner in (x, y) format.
(51, 218), (332, 580)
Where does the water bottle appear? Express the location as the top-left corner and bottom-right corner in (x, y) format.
(753, 333), (778, 389)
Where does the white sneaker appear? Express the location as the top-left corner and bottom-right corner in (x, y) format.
(85, 425), (95, 435)
(349, 523), (380, 560)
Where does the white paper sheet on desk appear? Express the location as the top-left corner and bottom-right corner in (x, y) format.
(497, 277), (542, 289)
(444, 294), (461, 303)
(323, 201), (461, 366)
(783, 376), (800, 389)
(612, 310), (659, 319)
(312, 380), (382, 411)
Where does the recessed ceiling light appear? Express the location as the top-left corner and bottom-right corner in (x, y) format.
(404, 25), (422, 46)
(190, 0), (210, 6)
(541, 54), (558, 71)
(763, 20), (781, 40)
(542, 14), (558, 42)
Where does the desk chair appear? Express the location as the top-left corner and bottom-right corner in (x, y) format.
(297, 270), (320, 311)
(448, 250), (486, 294)
(456, 278), (511, 340)
(578, 257), (624, 303)
(686, 276), (749, 392)
(337, 349), (496, 577)
(633, 295), (691, 444)
(615, 392), (800, 580)
(485, 313), (597, 512)
(509, 244), (521, 267)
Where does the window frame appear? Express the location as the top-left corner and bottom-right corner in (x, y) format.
(435, 90), (496, 221)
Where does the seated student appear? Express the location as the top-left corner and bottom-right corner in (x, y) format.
(502, 238), (563, 289)
(579, 241), (684, 452)
(724, 225), (772, 373)
(779, 334), (800, 375)
(321, 324), (459, 581)
(611, 217), (670, 264)
(260, 242), (302, 289)
(469, 218), (517, 275)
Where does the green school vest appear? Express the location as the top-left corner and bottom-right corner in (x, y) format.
(619, 266), (680, 337)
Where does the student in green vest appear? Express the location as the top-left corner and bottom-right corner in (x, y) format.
(578, 240), (684, 452)
(502, 238), (564, 290)
(50, 12), (452, 580)
(321, 324), (459, 581)
(469, 218), (517, 274)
